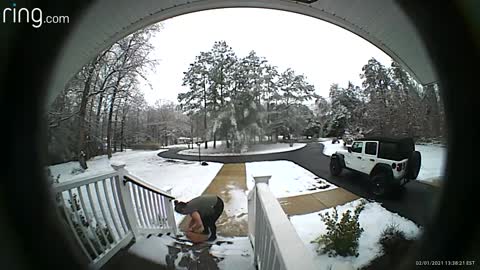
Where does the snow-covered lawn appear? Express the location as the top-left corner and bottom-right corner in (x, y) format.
(245, 160), (337, 198)
(49, 150), (223, 226)
(320, 141), (446, 182)
(178, 142), (306, 156)
(290, 199), (421, 269)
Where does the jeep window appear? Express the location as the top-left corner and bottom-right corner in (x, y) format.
(365, 142), (377, 155)
(378, 142), (410, 161)
(351, 142), (363, 153)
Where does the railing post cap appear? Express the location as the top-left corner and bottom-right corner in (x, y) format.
(253, 175), (271, 185)
(163, 186), (173, 194)
(111, 162), (126, 170)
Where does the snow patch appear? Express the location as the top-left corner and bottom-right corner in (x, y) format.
(246, 160), (337, 198)
(290, 199), (421, 269)
(178, 142), (306, 156)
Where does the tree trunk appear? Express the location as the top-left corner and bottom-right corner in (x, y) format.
(204, 82), (208, 149)
(113, 100), (120, 153)
(213, 132), (216, 148)
(106, 78), (120, 158)
(77, 64), (96, 159)
(120, 113), (126, 152)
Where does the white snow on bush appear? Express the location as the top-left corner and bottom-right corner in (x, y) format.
(290, 199), (421, 269)
(178, 142), (306, 156)
(245, 160), (337, 198)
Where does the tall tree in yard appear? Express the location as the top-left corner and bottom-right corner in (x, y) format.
(180, 51), (212, 149)
(360, 58), (392, 135)
(105, 25), (158, 158)
(274, 68), (316, 138)
(209, 41), (237, 148)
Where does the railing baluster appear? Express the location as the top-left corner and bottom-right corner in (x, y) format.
(158, 194), (167, 228)
(148, 191), (158, 227)
(151, 193), (161, 227)
(86, 184), (111, 249)
(68, 189), (99, 258)
(60, 191), (92, 262)
(77, 186), (104, 255)
(103, 179), (122, 238)
(143, 189), (154, 227)
(139, 187), (152, 228)
(110, 176), (128, 234)
(132, 184), (146, 228)
(164, 196), (176, 233)
(128, 183), (140, 226)
(95, 181), (117, 242)
(137, 185), (149, 228)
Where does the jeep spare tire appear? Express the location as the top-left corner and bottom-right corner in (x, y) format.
(406, 150), (421, 179)
(330, 158), (342, 176)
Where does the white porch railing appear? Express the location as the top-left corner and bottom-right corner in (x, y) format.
(248, 176), (317, 270)
(52, 163), (176, 268)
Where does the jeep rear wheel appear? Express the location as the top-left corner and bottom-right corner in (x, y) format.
(330, 158), (342, 176)
(371, 173), (388, 197)
(406, 151), (421, 179)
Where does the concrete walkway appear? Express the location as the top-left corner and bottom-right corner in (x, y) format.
(278, 188), (359, 216)
(179, 163), (249, 237)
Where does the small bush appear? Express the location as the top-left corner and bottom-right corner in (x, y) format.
(311, 200), (366, 257)
(379, 223), (407, 255)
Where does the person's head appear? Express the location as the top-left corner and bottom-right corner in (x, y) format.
(174, 200), (187, 214)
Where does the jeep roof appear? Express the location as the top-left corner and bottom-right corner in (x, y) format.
(353, 137), (415, 161)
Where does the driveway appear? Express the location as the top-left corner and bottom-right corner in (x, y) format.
(159, 143), (439, 226)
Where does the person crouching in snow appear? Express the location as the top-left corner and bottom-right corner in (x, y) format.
(174, 195), (224, 243)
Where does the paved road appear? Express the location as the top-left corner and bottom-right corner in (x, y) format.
(159, 143), (439, 226)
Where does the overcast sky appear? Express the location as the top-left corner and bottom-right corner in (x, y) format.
(140, 8), (391, 105)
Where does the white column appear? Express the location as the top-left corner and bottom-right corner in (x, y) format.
(164, 187), (177, 235)
(248, 175), (271, 247)
(111, 162), (140, 239)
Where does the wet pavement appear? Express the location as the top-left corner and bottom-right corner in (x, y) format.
(179, 163), (249, 237)
(105, 234), (255, 270)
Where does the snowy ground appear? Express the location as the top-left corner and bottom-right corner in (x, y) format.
(49, 150), (223, 226)
(245, 160), (337, 198)
(220, 184), (249, 223)
(178, 142), (306, 156)
(415, 144), (446, 182)
(290, 199), (421, 269)
(320, 141), (446, 182)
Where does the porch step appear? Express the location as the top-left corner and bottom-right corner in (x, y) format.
(103, 234), (255, 270)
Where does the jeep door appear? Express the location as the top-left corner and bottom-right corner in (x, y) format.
(345, 141), (364, 171)
(363, 141), (379, 174)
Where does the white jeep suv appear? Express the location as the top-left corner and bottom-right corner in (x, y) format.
(329, 137), (421, 196)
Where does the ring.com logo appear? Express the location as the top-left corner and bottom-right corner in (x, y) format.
(2, 2), (69, 28)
